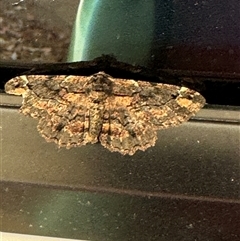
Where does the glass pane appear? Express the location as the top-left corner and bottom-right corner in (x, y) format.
(1, 0), (240, 74)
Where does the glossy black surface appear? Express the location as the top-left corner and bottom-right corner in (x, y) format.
(1, 102), (240, 240)
(1, 182), (239, 241)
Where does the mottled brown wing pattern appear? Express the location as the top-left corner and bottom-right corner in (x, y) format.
(4, 72), (205, 155)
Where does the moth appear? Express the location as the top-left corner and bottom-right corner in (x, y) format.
(5, 72), (205, 155)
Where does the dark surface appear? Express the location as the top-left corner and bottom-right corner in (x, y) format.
(1, 101), (240, 240)
(1, 182), (239, 241)
(151, 0), (240, 73)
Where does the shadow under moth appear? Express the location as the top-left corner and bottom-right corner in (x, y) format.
(5, 72), (205, 155)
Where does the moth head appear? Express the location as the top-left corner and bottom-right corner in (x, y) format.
(87, 72), (113, 94)
(4, 75), (28, 96)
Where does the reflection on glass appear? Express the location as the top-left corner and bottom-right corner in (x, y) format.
(68, 0), (155, 66)
(1, 0), (240, 74)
